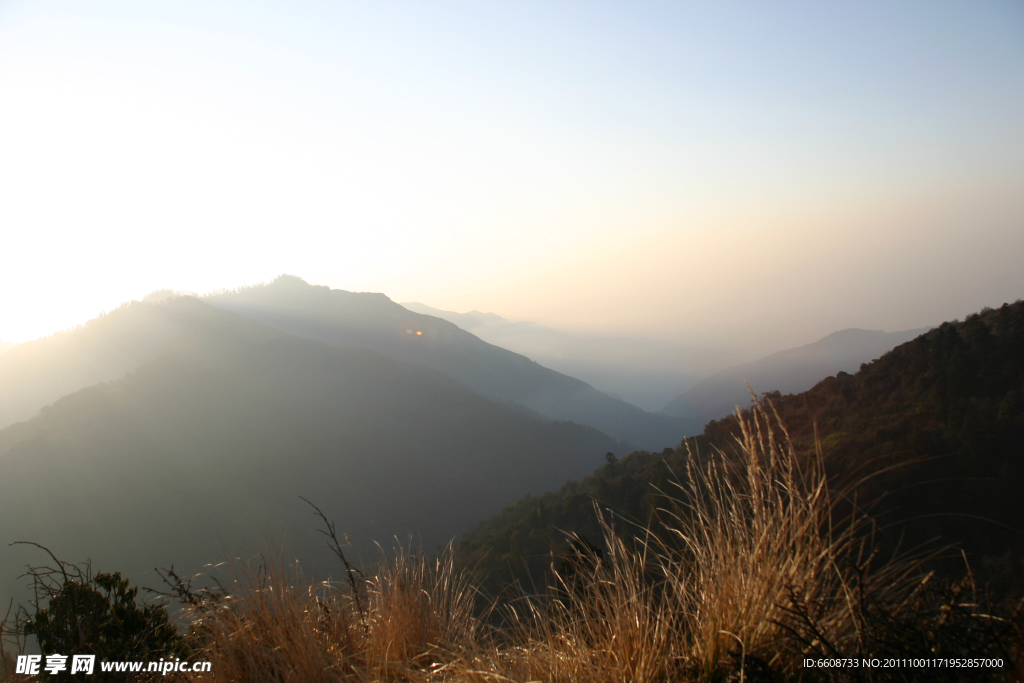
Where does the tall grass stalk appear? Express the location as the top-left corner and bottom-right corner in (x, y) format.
(660, 398), (890, 677)
(363, 540), (482, 676)
(482, 397), (927, 681)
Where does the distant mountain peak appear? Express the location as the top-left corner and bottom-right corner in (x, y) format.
(822, 327), (886, 338)
(259, 274), (328, 294)
(465, 310), (507, 323)
(142, 289), (197, 303)
(270, 274), (313, 287)
(259, 275), (394, 302)
(401, 302), (506, 326)
(662, 326), (931, 421)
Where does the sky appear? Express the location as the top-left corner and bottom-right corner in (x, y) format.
(1, 0), (1022, 354)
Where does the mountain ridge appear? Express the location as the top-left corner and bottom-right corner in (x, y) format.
(661, 326), (930, 422)
(209, 276), (697, 449)
(0, 296), (284, 431)
(400, 300), (731, 412)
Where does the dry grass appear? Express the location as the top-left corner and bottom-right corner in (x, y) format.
(185, 541), (482, 683)
(660, 398), (905, 678)
(10, 398), (1013, 682)
(482, 527), (682, 683)
(362, 541), (482, 677)
(467, 397), (934, 682)
(185, 559), (360, 682)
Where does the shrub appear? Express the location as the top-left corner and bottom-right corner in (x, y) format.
(7, 544), (187, 681)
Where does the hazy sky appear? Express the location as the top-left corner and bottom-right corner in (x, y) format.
(1, 1), (1022, 353)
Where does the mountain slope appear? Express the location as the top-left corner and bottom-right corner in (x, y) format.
(661, 327), (929, 422)
(402, 301), (732, 411)
(0, 296), (619, 605)
(459, 302), (1024, 595)
(208, 276), (696, 449)
(0, 297), (280, 431)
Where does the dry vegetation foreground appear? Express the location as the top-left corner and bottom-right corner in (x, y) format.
(3, 402), (1022, 682)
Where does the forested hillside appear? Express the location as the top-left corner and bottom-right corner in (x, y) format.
(459, 301), (1024, 596)
(0, 297), (619, 606)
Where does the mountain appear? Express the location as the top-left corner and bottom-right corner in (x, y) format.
(0, 299), (276, 431)
(208, 276), (697, 449)
(0, 296), (619, 605)
(661, 327), (929, 422)
(458, 302), (1024, 595)
(700, 305), (1024, 592)
(401, 301), (735, 412)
